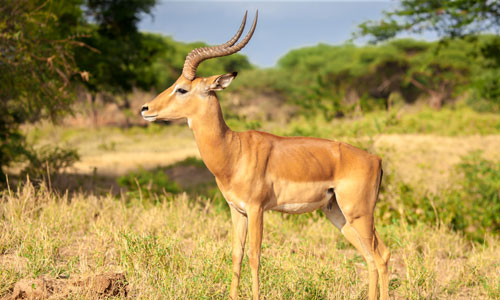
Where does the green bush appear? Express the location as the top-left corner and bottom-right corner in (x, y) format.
(22, 146), (79, 182)
(378, 151), (500, 242)
(469, 68), (500, 113)
(445, 152), (500, 241)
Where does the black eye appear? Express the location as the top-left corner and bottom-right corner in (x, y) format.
(176, 88), (188, 94)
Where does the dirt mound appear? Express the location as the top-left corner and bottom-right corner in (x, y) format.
(4, 273), (127, 300)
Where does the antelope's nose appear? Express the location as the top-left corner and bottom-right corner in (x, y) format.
(141, 105), (149, 112)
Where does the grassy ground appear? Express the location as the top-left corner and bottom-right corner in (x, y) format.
(1, 183), (499, 299)
(2, 106), (499, 299)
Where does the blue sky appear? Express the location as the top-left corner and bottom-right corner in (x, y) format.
(139, 1), (436, 67)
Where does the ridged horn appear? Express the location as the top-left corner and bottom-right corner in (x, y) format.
(182, 10), (258, 81)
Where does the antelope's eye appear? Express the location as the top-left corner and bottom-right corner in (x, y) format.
(176, 88), (188, 94)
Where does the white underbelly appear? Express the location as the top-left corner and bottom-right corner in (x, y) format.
(269, 201), (326, 214)
(267, 179), (333, 214)
(219, 178), (334, 215)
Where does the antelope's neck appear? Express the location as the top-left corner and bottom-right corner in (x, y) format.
(189, 96), (240, 181)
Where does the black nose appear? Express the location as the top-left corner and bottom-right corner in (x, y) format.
(141, 105), (149, 112)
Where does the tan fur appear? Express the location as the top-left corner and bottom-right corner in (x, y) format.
(142, 73), (390, 300)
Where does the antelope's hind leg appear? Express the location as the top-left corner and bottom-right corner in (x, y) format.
(323, 186), (390, 300)
(340, 220), (390, 300)
(322, 193), (379, 300)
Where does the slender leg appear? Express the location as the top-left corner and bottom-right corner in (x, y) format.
(341, 218), (379, 300)
(374, 229), (390, 300)
(247, 206), (264, 300)
(229, 206), (248, 300)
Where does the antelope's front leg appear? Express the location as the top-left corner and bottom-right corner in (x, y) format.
(229, 206), (248, 300)
(247, 206), (264, 300)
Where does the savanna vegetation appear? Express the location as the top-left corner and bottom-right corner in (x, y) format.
(1, 0), (499, 299)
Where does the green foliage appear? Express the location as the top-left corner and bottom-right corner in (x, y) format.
(75, 0), (161, 94)
(0, 0), (82, 121)
(446, 152), (500, 241)
(0, 0), (168, 176)
(357, 0), (500, 42)
(117, 167), (181, 202)
(378, 152), (500, 242)
(470, 67), (500, 112)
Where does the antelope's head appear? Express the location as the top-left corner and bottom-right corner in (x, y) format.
(141, 11), (258, 123)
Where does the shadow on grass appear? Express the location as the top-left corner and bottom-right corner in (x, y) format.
(5, 157), (218, 202)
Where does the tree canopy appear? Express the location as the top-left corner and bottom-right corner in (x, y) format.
(356, 0), (500, 110)
(357, 0), (500, 42)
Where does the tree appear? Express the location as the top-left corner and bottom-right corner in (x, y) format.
(357, 0), (500, 109)
(358, 0), (500, 43)
(0, 0), (85, 177)
(404, 40), (471, 109)
(75, 0), (162, 126)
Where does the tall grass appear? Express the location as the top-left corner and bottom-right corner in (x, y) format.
(1, 181), (499, 299)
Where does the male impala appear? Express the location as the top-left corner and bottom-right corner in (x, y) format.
(141, 11), (390, 300)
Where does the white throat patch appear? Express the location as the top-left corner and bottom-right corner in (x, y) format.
(187, 118), (192, 128)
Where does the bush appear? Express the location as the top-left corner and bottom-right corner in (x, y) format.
(378, 151), (500, 242)
(445, 152), (500, 241)
(22, 146), (79, 183)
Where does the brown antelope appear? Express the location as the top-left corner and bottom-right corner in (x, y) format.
(141, 11), (390, 300)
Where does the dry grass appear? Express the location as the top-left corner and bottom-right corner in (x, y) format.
(1, 182), (498, 299)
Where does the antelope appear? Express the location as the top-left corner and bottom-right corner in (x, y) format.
(141, 11), (390, 300)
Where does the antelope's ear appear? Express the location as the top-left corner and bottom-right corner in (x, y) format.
(208, 72), (237, 91)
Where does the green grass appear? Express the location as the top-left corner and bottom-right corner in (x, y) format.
(1, 182), (499, 299)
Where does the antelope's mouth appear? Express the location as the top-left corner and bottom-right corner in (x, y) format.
(141, 113), (158, 122)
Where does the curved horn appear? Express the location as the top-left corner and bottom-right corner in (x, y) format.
(220, 10), (247, 48)
(182, 10), (258, 81)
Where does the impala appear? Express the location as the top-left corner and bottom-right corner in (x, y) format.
(141, 11), (390, 300)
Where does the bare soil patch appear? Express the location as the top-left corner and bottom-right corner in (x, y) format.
(4, 273), (127, 300)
